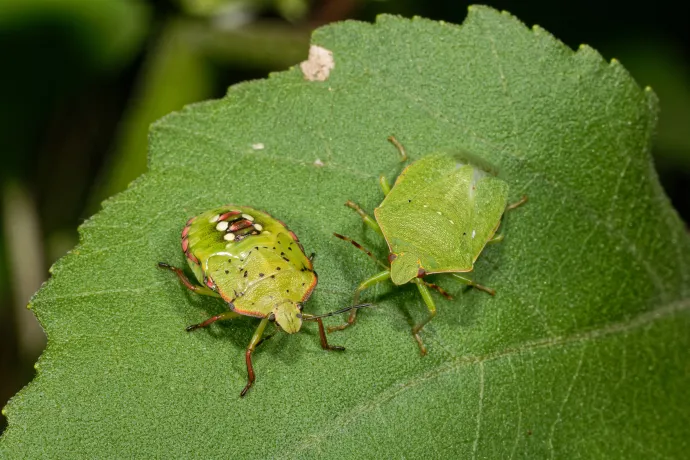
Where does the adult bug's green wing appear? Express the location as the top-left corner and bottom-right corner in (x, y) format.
(469, 173), (509, 260)
(376, 154), (508, 285)
(376, 154), (473, 284)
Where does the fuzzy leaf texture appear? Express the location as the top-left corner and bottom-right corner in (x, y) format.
(2, 7), (689, 459)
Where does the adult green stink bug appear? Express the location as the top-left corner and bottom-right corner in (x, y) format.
(158, 205), (370, 396)
(330, 136), (526, 355)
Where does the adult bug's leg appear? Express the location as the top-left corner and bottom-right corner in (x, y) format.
(344, 201), (383, 236)
(379, 175), (392, 196)
(158, 262), (220, 298)
(450, 273), (496, 295)
(387, 135), (408, 162)
(328, 270), (391, 332)
(241, 317), (270, 397)
(486, 234), (504, 245)
(485, 196), (528, 246)
(379, 136), (408, 196)
(333, 233), (388, 269)
(411, 279), (436, 356)
(186, 311), (241, 331)
(506, 195), (528, 211)
(421, 280), (453, 300)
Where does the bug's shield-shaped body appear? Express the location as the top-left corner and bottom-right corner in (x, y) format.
(375, 154), (509, 285)
(182, 206), (316, 333)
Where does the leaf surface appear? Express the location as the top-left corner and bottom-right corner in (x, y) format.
(2, 7), (689, 459)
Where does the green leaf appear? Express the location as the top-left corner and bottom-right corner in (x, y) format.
(2, 6), (689, 458)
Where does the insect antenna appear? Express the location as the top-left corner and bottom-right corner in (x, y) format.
(303, 303), (374, 320)
(333, 233), (388, 270)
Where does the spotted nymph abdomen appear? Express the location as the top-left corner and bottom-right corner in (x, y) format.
(159, 205), (370, 396)
(182, 206), (315, 332)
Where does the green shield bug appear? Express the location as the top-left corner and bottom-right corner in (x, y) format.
(330, 136), (526, 355)
(158, 205), (370, 396)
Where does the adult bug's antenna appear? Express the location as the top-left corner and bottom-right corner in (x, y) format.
(303, 303), (374, 320)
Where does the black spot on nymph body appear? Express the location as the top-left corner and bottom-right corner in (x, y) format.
(259, 273), (264, 277)
(244, 271), (248, 278)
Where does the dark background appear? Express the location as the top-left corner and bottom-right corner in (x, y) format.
(1, 0), (688, 434)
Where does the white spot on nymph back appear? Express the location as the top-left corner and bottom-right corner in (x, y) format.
(472, 230), (476, 239)
(224, 233), (236, 241)
(209, 214), (220, 223)
(216, 221), (229, 232)
(254, 223), (263, 231)
(252, 143), (264, 150)
(242, 214), (254, 221)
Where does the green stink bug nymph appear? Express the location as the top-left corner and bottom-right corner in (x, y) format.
(158, 205), (370, 396)
(331, 137), (526, 355)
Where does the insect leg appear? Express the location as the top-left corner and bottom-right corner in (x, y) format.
(328, 270), (391, 332)
(506, 195), (528, 211)
(485, 196), (527, 246)
(379, 175), (392, 196)
(486, 234), (504, 245)
(313, 318), (345, 351)
(241, 317), (270, 397)
(411, 279), (437, 356)
(421, 280), (454, 300)
(157, 262), (220, 298)
(254, 329), (277, 347)
(333, 233), (388, 269)
(387, 135), (408, 162)
(344, 200), (383, 235)
(450, 273), (496, 296)
(186, 311), (240, 331)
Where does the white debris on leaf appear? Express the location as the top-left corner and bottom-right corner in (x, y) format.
(300, 45), (334, 81)
(314, 158), (324, 167)
(252, 143), (265, 150)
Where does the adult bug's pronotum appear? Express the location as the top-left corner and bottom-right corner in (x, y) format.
(330, 136), (526, 355)
(159, 205), (370, 396)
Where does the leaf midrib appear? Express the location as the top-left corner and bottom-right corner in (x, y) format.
(279, 296), (690, 458)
